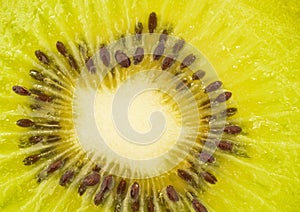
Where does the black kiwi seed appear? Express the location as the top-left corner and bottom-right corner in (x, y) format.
(115, 50), (131, 68)
(153, 41), (165, 60)
(133, 47), (144, 65)
(85, 58), (96, 74)
(192, 198), (207, 212)
(147, 197), (155, 212)
(23, 154), (42, 165)
(224, 125), (242, 134)
(46, 159), (65, 174)
(117, 179), (127, 196)
(200, 172), (217, 184)
(35, 93), (54, 102)
(29, 70), (45, 81)
(192, 70), (206, 80)
(161, 56), (175, 70)
(148, 12), (157, 33)
(166, 185), (179, 202)
(130, 182), (140, 200)
(29, 135), (44, 144)
(180, 54), (196, 69)
(172, 39), (185, 54)
(135, 22), (143, 40)
(198, 152), (215, 163)
(35, 50), (50, 65)
(92, 164), (101, 172)
(82, 172), (101, 186)
(220, 107), (238, 117)
(205, 81), (223, 93)
(67, 54), (79, 71)
(56, 41), (68, 57)
(59, 170), (75, 186)
(94, 175), (114, 205)
(215, 91), (232, 103)
(12, 85), (31, 96)
(159, 29), (168, 42)
(100, 46), (111, 67)
(218, 140), (233, 151)
(16, 119), (35, 127)
(177, 169), (193, 184)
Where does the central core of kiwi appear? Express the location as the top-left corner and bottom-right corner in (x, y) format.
(71, 34), (225, 179)
(94, 84), (181, 160)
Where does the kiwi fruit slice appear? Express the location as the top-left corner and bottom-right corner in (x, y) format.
(0, 0), (299, 211)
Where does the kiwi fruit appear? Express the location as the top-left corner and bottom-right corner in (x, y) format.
(0, 0), (299, 211)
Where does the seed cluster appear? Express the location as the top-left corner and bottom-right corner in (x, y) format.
(12, 12), (244, 211)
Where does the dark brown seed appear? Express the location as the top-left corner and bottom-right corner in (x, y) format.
(215, 91), (232, 103)
(35, 93), (53, 102)
(130, 182), (139, 200)
(78, 184), (87, 196)
(159, 29), (168, 42)
(30, 104), (42, 110)
(133, 47), (144, 65)
(224, 125), (242, 134)
(12, 86), (31, 96)
(46, 160), (65, 174)
(99, 175), (114, 194)
(56, 41), (68, 57)
(192, 198), (207, 212)
(100, 46), (110, 67)
(192, 70), (206, 80)
(172, 39), (185, 54)
(47, 135), (61, 143)
(115, 50), (131, 68)
(218, 140), (233, 151)
(201, 172), (217, 184)
(177, 169), (193, 183)
(147, 197), (155, 212)
(135, 22), (143, 40)
(29, 135), (43, 144)
(161, 56), (175, 70)
(180, 54), (196, 70)
(221, 107), (238, 117)
(205, 81), (222, 93)
(35, 50), (50, 65)
(166, 185), (179, 202)
(92, 164), (101, 172)
(68, 55), (79, 71)
(198, 152), (215, 163)
(131, 201), (140, 212)
(59, 170), (75, 186)
(94, 175), (114, 205)
(85, 58), (96, 73)
(16, 119), (35, 127)
(148, 12), (157, 33)
(83, 172), (100, 186)
(153, 41), (165, 60)
(23, 154), (41, 165)
(117, 179), (127, 196)
(94, 193), (103, 206)
(29, 70), (44, 81)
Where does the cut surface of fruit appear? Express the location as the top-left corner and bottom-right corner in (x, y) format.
(0, 0), (299, 211)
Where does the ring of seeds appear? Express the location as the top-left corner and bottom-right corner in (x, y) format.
(13, 12), (244, 211)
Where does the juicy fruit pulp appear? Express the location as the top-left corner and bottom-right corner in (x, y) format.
(0, 0), (299, 211)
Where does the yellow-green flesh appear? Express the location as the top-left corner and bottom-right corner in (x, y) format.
(0, 0), (299, 211)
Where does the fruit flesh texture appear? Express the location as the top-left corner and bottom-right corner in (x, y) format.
(0, 0), (299, 211)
